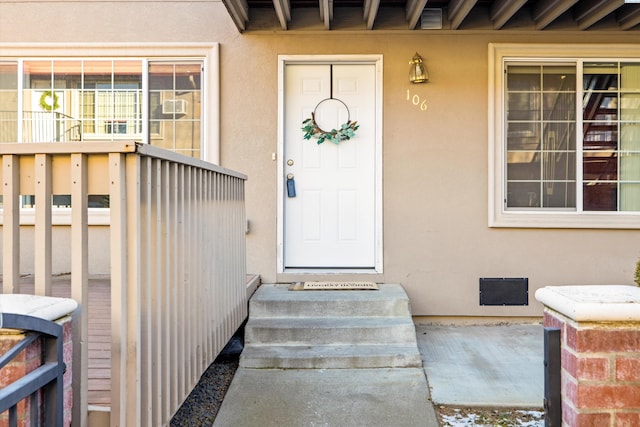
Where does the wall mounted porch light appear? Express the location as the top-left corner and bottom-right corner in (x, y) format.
(409, 53), (429, 84)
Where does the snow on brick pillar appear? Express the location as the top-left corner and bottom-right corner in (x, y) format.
(536, 285), (640, 427)
(0, 295), (78, 427)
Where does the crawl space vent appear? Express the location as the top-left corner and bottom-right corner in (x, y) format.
(479, 278), (528, 306)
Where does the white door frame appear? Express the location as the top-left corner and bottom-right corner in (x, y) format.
(276, 54), (384, 274)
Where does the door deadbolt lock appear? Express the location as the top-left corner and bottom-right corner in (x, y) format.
(287, 159), (294, 166)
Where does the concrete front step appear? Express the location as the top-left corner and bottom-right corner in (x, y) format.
(245, 316), (417, 345)
(241, 283), (422, 369)
(240, 344), (423, 369)
(248, 283), (412, 318)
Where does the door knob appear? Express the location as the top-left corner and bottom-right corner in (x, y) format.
(287, 173), (294, 180)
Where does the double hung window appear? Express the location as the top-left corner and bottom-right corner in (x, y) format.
(491, 45), (640, 228)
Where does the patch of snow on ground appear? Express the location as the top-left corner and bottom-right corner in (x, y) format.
(439, 409), (544, 427)
(516, 411), (545, 427)
(440, 411), (483, 427)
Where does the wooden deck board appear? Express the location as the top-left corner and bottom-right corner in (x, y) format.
(7, 275), (112, 407)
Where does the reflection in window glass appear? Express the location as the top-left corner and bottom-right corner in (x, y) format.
(620, 63), (640, 211)
(19, 59), (142, 143)
(505, 60), (640, 213)
(583, 63), (618, 211)
(505, 64), (577, 209)
(13, 195), (110, 209)
(0, 58), (203, 208)
(3, 58), (203, 154)
(583, 62), (640, 211)
(149, 62), (202, 158)
(0, 62), (18, 143)
(0, 57), (205, 210)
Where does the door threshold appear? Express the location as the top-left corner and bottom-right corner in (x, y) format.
(281, 268), (381, 274)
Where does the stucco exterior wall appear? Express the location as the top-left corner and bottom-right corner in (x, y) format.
(0, 226), (110, 274)
(221, 33), (640, 317)
(1, 2), (639, 316)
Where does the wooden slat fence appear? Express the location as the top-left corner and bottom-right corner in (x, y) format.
(0, 142), (248, 426)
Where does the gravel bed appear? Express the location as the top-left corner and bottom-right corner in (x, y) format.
(170, 334), (242, 426)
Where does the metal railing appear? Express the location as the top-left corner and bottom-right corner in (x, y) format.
(0, 142), (248, 426)
(0, 111), (82, 143)
(0, 313), (66, 427)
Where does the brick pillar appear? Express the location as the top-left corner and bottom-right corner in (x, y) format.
(0, 332), (42, 426)
(62, 317), (73, 427)
(537, 285), (640, 427)
(0, 314), (74, 427)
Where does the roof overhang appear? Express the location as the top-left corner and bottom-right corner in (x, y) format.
(222, 0), (640, 32)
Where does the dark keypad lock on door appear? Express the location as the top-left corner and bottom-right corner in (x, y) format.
(287, 174), (296, 198)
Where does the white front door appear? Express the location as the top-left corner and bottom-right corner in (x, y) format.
(283, 62), (377, 268)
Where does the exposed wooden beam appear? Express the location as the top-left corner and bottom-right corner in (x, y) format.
(224, 0), (640, 33)
(617, 5), (640, 30)
(222, 0), (249, 32)
(448, 0), (478, 30)
(406, 0), (429, 29)
(575, 0), (625, 30)
(490, 0), (528, 29)
(273, 0), (291, 30)
(364, 0), (381, 29)
(533, 0), (579, 29)
(319, 0), (332, 29)
(363, 0), (372, 20)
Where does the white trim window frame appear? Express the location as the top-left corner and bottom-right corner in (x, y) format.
(0, 43), (219, 164)
(0, 43), (219, 225)
(489, 44), (640, 229)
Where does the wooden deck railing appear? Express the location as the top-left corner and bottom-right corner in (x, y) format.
(0, 142), (248, 426)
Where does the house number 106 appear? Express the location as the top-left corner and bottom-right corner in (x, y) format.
(406, 90), (428, 111)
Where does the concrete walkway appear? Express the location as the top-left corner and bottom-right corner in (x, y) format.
(213, 322), (544, 426)
(213, 367), (437, 426)
(416, 323), (544, 408)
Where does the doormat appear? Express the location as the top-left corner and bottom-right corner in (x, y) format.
(289, 281), (379, 290)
